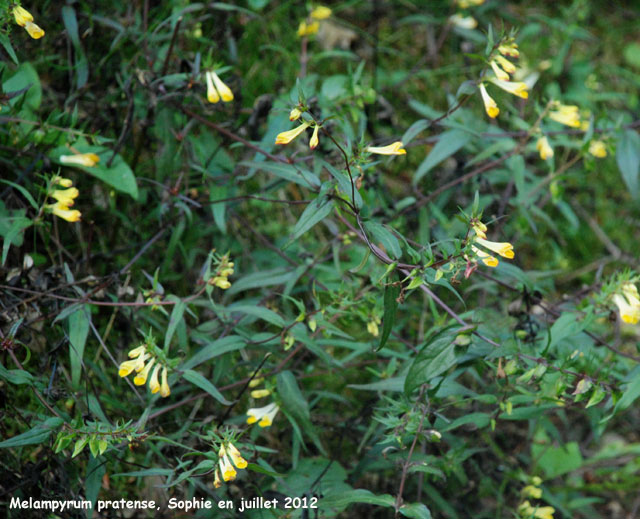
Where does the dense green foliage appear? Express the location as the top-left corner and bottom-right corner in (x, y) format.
(1, 1), (640, 518)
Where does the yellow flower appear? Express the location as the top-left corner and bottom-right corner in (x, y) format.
(309, 124), (320, 149)
(210, 276), (231, 289)
(60, 153), (100, 167)
(448, 14), (478, 29)
(366, 141), (406, 155)
(251, 389), (272, 399)
(533, 506), (555, 519)
(218, 450), (237, 482)
(457, 0), (485, 7)
(548, 104), (580, 128)
(275, 121), (312, 145)
(367, 320), (379, 337)
(206, 70), (234, 103)
(475, 237), (515, 259)
(479, 83), (499, 118)
(490, 60), (510, 81)
(24, 21), (44, 39)
(226, 442), (248, 469)
(536, 137), (554, 160)
(50, 187), (79, 207)
(148, 364), (161, 394)
(471, 245), (499, 267)
(297, 20), (320, 37)
(249, 377), (264, 388)
(52, 176), (73, 188)
(289, 107), (302, 121)
(13, 6), (33, 26)
(247, 402), (280, 427)
(48, 202), (82, 222)
(488, 78), (529, 99)
(613, 283), (640, 324)
(522, 485), (543, 499)
(471, 220), (488, 238)
(128, 345), (146, 358)
(134, 358), (155, 385)
(588, 140), (607, 158)
(498, 41), (519, 58)
(160, 366), (171, 397)
(310, 6), (332, 19)
(118, 353), (149, 377)
(213, 469), (222, 488)
(494, 55), (516, 74)
(531, 476), (543, 486)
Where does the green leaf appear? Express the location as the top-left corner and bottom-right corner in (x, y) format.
(413, 130), (471, 184)
(228, 304), (285, 327)
(0, 417), (64, 448)
(61, 6), (89, 88)
(405, 330), (458, 394)
(613, 377), (640, 414)
(68, 306), (90, 387)
(616, 130), (640, 199)
(0, 33), (18, 65)
(180, 335), (246, 370)
(321, 489), (395, 508)
(400, 503), (433, 519)
(531, 441), (583, 478)
(377, 282), (401, 351)
(86, 456), (106, 511)
(72, 436), (89, 458)
(241, 161), (321, 189)
(402, 119), (429, 145)
(284, 192), (334, 248)
(164, 296), (185, 349)
(182, 369), (231, 405)
(1, 215), (32, 267)
(50, 146), (138, 200)
(2, 62), (42, 110)
(364, 221), (402, 259)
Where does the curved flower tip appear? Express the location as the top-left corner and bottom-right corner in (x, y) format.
(250, 388), (271, 399)
(226, 442), (248, 468)
(449, 14), (477, 30)
(588, 140), (607, 158)
(134, 358), (155, 385)
(205, 71), (220, 103)
(160, 366), (171, 397)
(60, 153), (100, 167)
(211, 71), (234, 102)
(148, 364), (161, 394)
(247, 402), (280, 427)
(48, 202), (82, 222)
(13, 6), (33, 26)
(213, 470), (222, 488)
(309, 125), (320, 149)
(472, 245), (499, 267)
(488, 78), (528, 99)
(50, 187), (79, 207)
(219, 453), (237, 482)
(536, 137), (554, 160)
(475, 237), (515, 259)
(490, 60), (510, 81)
(25, 21), (44, 39)
(479, 83), (499, 119)
(366, 141), (406, 155)
(613, 285), (640, 324)
(298, 20), (320, 37)
(275, 121), (311, 145)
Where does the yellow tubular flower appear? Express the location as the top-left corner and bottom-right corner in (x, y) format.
(210, 71), (234, 102)
(533, 506), (555, 519)
(249, 377), (264, 388)
(205, 71), (220, 103)
(219, 452), (237, 481)
(488, 78), (528, 99)
(472, 220), (488, 238)
(309, 125), (320, 149)
(479, 83), (499, 118)
(548, 105), (580, 127)
(458, 0), (485, 7)
(448, 14), (478, 29)
(160, 366), (171, 397)
(251, 389), (271, 398)
(472, 245), (499, 267)
(52, 176), (73, 187)
(367, 320), (379, 337)
(13, 6), (33, 26)
(213, 469), (222, 488)
(490, 60), (510, 81)
(289, 107), (302, 121)
(297, 20), (319, 37)
(495, 55), (516, 74)
(226, 443), (248, 469)
(498, 42), (519, 58)
(50, 187), (79, 206)
(48, 202), (82, 222)
(24, 21), (44, 39)
(128, 345), (146, 358)
(118, 353), (148, 377)
(366, 141), (406, 155)
(522, 485), (543, 499)
(275, 121), (312, 145)
(588, 140), (607, 158)
(613, 283), (640, 324)
(475, 237), (515, 259)
(60, 153), (100, 167)
(536, 137), (554, 160)
(247, 402), (279, 427)
(148, 364), (161, 394)
(134, 358), (155, 385)
(310, 6), (332, 19)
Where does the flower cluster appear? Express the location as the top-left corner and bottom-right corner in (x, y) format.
(518, 477), (554, 519)
(13, 6), (44, 39)
(45, 176), (81, 222)
(246, 378), (280, 427)
(479, 38), (529, 119)
(588, 140), (607, 158)
(61, 152), (100, 167)
(547, 103), (580, 128)
(469, 219), (515, 268)
(214, 442), (248, 488)
(297, 6), (332, 37)
(208, 254), (234, 289)
(367, 316), (381, 337)
(612, 282), (640, 324)
(205, 70), (234, 103)
(118, 344), (171, 397)
(366, 141), (406, 156)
